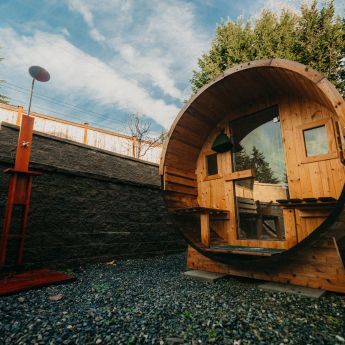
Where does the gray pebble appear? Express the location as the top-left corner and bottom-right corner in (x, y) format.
(0, 254), (344, 345)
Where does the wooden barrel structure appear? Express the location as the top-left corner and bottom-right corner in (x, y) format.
(160, 59), (345, 293)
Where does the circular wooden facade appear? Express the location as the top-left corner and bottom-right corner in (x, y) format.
(160, 59), (345, 293)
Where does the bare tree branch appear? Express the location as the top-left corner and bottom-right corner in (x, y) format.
(126, 113), (166, 159)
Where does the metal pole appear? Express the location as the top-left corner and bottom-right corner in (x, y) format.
(27, 78), (35, 116)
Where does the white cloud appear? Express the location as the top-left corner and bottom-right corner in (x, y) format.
(246, 0), (301, 19)
(65, 0), (210, 100)
(67, 0), (94, 26)
(59, 27), (71, 37)
(0, 28), (179, 128)
(261, 0), (301, 14)
(145, 1), (209, 73)
(66, 0), (108, 44)
(89, 28), (106, 43)
(116, 43), (182, 99)
(1, 0), (211, 129)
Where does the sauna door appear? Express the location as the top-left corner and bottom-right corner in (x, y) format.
(230, 106), (288, 241)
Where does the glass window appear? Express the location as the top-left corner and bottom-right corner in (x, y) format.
(303, 125), (329, 157)
(206, 153), (218, 175)
(232, 108), (286, 184)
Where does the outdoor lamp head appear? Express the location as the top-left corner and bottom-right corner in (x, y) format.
(211, 130), (233, 153)
(27, 66), (50, 117)
(28, 66), (50, 82)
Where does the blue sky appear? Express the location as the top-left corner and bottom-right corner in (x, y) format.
(0, 0), (344, 136)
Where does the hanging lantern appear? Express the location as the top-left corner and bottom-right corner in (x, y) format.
(211, 130), (233, 153)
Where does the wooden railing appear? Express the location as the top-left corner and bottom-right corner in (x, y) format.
(0, 103), (162, 164)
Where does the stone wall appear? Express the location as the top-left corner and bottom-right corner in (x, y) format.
(0, 123), (185, 268)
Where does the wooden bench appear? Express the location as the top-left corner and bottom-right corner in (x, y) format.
(236, 197), (258, 216)
(236, 197), (284, 240)
(173, 207), (229, 216)
(277, 197), (337, 208)
(173, 207), (229, 247)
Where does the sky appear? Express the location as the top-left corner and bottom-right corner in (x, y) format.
(0, 0), (344, 137)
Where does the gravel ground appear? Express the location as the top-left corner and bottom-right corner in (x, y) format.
(0, 253), (344, 345)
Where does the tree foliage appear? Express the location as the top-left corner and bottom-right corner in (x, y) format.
(191, 0), (345, 96)
(235, 146), (279, 184)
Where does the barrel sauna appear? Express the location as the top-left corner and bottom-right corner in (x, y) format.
(160, 59), (345, 293)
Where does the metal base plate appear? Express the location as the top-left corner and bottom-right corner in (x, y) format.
(0, 269), (75, 296)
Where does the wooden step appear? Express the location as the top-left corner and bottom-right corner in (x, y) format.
(204, 245), (284, 256)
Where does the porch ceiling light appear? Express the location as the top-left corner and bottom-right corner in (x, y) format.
(211, 130), (233, 153)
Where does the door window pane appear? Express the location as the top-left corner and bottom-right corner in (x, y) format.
(232, 108), (286, 184)
(206, 153), (218, 175)
(303, 125), (329, 157)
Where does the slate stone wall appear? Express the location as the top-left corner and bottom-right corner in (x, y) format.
(0, 123), (185, 268)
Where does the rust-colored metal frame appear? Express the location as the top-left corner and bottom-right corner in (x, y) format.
(0, 112), (41, 267)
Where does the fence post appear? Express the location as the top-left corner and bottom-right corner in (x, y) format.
(16, 106), (23, 126)
(83, 122), (89, 144)
(132, 136), (137, 158)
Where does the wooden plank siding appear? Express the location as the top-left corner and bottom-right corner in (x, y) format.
(163, 166), (198, 210)
(187, 245), (345, 293)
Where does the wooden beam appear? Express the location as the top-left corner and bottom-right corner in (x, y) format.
(132, 136), (137, 158)
(16, 106), (23, 126)
(83, 122), (89, 145)
(200, 213), (210, 247)
(224, 169), (255, 181)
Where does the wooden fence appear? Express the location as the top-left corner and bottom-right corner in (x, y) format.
(0, 103), (162, 163)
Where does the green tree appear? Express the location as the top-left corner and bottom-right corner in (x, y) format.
(250, 146), (279, 184)
(234, 147), (252, 171)
(235, 146), (279, 184)
(295, 1), (344, 92)
(338, 18), (345, 96)
(191, 0), (345, 96)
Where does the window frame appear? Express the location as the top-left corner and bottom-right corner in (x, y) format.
(334, 120), (345, 165)
(297, 118), (338, 164)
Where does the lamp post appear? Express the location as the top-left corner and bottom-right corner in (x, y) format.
(0, 66), (50, 267)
